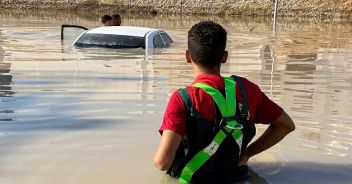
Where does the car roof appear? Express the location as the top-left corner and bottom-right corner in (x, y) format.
(86, 26), (160, 37)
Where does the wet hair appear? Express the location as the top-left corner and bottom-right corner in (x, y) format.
(101, 15), (112, 24)
(187, 21), (227, 68)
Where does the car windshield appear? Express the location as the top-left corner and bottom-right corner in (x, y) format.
(74, 33), (145, 49)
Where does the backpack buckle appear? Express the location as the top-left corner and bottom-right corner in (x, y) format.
(226, 122), (243, 130)
(221, 117), (243, 130)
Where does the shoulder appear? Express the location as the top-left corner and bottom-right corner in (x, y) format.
(168, 89), (184, 108)
(234, 75), (258, 87)
(233, 75), (262, 94)
(161, 90), (188, 137)
(234, 76), (284, 123)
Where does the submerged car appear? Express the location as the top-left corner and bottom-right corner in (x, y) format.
(61, 25), (173, 50)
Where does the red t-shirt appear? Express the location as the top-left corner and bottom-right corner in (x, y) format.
(159, 74), (283, 137)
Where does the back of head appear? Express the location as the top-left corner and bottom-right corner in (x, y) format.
(111, 14), (120, 19)
(188, 21), (227, 68)
(101, 15), (112, 25)
(111, 14), (121, 26)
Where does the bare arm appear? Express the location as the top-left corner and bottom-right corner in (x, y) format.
(239, 111), (295, 165)
(154, 130), (182, 171)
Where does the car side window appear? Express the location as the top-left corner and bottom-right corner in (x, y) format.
(160, 33), (173, 44)
(153, 34), (164, 48)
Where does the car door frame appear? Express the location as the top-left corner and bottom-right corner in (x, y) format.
(61, 24), (88, 40)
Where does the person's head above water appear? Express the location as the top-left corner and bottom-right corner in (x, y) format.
(186, 21), (228, 73)
(101, 15), (112, 26)
(111, 14), (121, 26)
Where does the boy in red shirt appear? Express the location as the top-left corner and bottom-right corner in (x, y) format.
(154, 21), (295, 184)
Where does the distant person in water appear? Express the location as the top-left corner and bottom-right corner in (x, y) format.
(101, 15), (112, 26)
(111, 14), (121, 26)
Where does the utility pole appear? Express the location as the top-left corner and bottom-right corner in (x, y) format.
(273, 0), (279, 32)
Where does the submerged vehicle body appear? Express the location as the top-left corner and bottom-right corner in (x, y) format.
(61, 25), (173, 55)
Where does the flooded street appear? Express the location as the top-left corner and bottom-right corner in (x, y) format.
(0, 10), (351, 184)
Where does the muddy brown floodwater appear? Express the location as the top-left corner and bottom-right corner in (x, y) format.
(0, 10), (351, 184)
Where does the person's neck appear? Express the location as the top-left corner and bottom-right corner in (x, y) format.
(193, 65), (221, 76)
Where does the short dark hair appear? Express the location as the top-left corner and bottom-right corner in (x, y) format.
(111, 14), (120, 19)
(111, 14), (121, 26)
(188, 21), (227, 67)
(101, 15), (112, 24)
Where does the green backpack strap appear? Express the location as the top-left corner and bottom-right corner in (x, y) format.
(232, 75), (248, 120)
(178, 77), (244, 184)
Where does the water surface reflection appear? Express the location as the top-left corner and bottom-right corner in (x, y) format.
(0, 29), (14, 122)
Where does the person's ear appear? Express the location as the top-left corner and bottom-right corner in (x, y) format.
(186, 50), (192, 63)
(221, 51), (228, 64)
